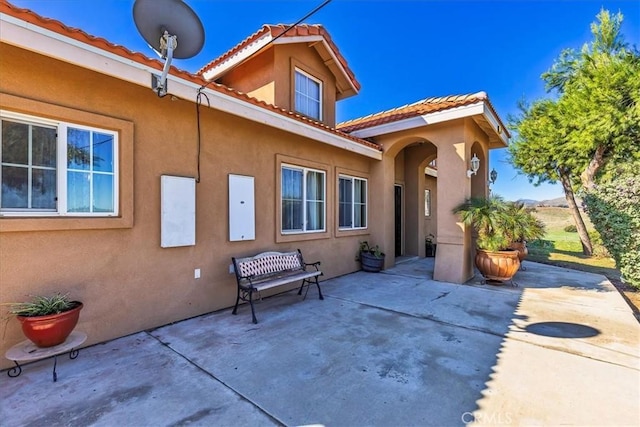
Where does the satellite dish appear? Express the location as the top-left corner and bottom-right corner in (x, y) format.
(133, 0), (205, 96)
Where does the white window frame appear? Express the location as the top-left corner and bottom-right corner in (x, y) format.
(294, 68), (323, 121)
(425, 189), (431, 217)
(281, 164), (326, 234)
(0, 110), (119, 217)
(338, 175), (367, 230)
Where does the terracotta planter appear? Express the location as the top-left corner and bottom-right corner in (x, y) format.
(510, 241), (529, 262)
(475, 250), (520, 282)
(360, 251), (385, 272)
(17, 302), (83, 348)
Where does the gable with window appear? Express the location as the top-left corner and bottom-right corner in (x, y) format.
(1, 111), (118, 216)
(281, 164), (325, 233)
(339, 175), (367, 230)
(294, 69), (322, 121)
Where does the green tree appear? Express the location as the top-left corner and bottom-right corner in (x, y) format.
(584, 166), (640, 289)
(510, 99), (594, 254)
(509, 9), (640, 255)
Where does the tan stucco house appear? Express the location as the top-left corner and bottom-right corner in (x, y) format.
(0, 1), (508, 367)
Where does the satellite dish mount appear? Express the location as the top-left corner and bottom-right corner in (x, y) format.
(154, 31), (177, 96)
(133, 0), (204, 97)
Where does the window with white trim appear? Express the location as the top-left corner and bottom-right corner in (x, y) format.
(1, 112), (118, 216)
(281, 164), (325, 233)
(294, 69), (322, 120)
(339, 175), (367, 229)
(424, 189), (431, 217)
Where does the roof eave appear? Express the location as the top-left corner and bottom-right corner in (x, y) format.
(349, 102), (509, 147)
(201, 34), (359, 99)
(201, 32), (272, 81)
(0, 11), (381, 160)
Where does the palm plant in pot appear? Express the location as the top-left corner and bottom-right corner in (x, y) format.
(453, 196), (521, 283)
(357, 241), (385, 272)
(504, 202), (546, 262)
(4, 293), (83, 348)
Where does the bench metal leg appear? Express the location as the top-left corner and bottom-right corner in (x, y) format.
(299, 277), (324, 300)
(232, 286), (241, 315)
(315, 276), (324, 300)
(248, 288), (258, 324)
(233, 286), (258, 323)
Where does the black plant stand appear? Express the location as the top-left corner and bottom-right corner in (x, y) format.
(5, 331), (86, 382)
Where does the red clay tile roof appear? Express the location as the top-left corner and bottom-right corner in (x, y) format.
(337, 92), (510, 137)
(0, 1), (380, 152)
(197, 24), (360, 92)
(0, 1), (193, 88)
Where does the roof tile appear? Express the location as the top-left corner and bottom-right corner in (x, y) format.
(0, 1), (379, 152)
(337, 91), (508, 136)
(196, 23), (360, 92)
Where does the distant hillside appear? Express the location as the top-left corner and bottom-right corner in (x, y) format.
(516, 196), (578, 208)
(516, 198), (539, 207)
(539, 197), (570, 207)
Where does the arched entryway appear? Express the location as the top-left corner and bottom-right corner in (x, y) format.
(343, 94), (508, 283)
(367, 128), (492, 283)
(390, 139), (437, 258)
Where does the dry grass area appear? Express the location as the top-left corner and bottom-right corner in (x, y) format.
(528, 207), (639, 320)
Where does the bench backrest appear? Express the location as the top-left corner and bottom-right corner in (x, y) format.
(233, 251), (304, 280)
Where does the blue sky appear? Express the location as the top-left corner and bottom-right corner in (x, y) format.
(9, 0), (640, 201)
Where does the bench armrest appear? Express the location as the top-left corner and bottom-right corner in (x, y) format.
(305, 261), (321, 271)
(239, 274), (257, 288)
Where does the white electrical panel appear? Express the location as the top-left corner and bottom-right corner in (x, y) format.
(229, 174), (255, 241)
(161, 175), (196, 248)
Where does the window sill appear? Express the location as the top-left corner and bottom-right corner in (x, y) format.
(336, 228), (370, 238)
(0, 215), (133, 233)
(276, 230), (330, 243)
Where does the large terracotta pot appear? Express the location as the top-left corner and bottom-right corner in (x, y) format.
(475, 250), (520, 282)
(17, 302), (83, 348)
(510, 241), (529, 262)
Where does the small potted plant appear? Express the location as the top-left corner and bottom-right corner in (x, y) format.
(425, 234), (436, 257)
(4, 293), (83, 348)
(356, 241), (385, 272)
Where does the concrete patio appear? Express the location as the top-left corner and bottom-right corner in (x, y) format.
(1, 259), (638, 426)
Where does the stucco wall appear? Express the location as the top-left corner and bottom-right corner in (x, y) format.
(214, 44), (338, 128)
(275, 44), (337, 128)
(404, 144), (437, 256)
(0, 43), (371, 368)
(217, 49), (276, 105)
(424, 174), (438, 240)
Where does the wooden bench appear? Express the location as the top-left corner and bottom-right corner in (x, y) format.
(231, 250), (324, 323)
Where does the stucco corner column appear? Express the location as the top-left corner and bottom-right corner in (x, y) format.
(433, 141), (474, 283)
(365, 150), (394, 269)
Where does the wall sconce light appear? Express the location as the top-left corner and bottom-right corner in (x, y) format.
(489, 168), (498, 185)
(467, 153), (480, 178)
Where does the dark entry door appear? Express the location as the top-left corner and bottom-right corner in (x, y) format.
(394, 185), (402, 256)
